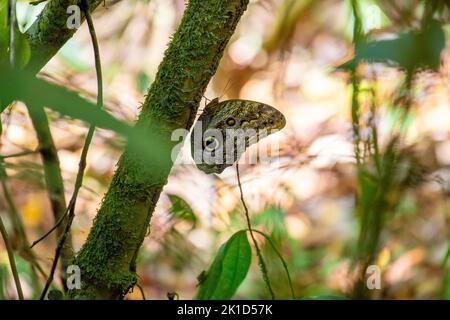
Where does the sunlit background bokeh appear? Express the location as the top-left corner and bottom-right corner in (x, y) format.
(1, 0), (449, 299)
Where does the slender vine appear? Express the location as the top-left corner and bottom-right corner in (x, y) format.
(350, 0), (363, 166)
(28, 105), (73, 279)
(236, 162), (275, 299)
(252, 229), (296, 300)
(39, 0), (103, 299)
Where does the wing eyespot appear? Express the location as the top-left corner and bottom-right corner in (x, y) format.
(226, 117), (236, 126)
(203, 136), (220, 152)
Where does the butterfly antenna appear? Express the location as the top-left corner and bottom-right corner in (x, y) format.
(219, 78), (237, 100)
(202, 94), (211, 104)
(198, 95), (212, 115)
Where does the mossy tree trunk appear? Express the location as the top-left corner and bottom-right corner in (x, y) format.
(25, 0), (104, 73)
(24, 0), (250, 299)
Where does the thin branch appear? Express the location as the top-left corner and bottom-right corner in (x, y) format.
(40, 0), (103, 299)
(236, 162), (275, 299)
(28, 106), (73, 279)
(29, 0), (48, 5)
(0, 149), (38, 159)
(30, 212), (67, 248)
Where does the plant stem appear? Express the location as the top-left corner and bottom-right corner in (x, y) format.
(253, 229), (295, 299)
(236, 163), (275, 299)
(28, 106), (73, 280)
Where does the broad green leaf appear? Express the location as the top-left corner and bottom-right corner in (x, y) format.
(195, 230), (251, 300)
(168, 194), (197, 228)
(0, 69), (130, 133)
(11, 27), (31, 68)
(0, 69), (170, 170)
(337, 20), (445, 72)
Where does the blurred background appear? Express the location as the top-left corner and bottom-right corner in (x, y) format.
(0, 0), (449, 299)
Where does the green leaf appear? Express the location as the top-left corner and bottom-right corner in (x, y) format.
(337, 20), (445, 72)
(0, 69), (130, 133)
(168, 194), (197, 228)
(0, 69), (170, 170)
(195, 230), (251, 300)
(11, 27), (31, 68)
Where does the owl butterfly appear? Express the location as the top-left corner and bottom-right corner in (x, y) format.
(191, 98), (286, 174)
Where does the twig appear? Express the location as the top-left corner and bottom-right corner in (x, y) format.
(40, 0), (103, 299)
(29, 0), (47, 5)
(0, 149), (38, 159)
(30, 211), (67, 248)
(236, 162), (275, 299)
(28, 106), (73, 278)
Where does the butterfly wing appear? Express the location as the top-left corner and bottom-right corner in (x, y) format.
(191, 99), (285, 174)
